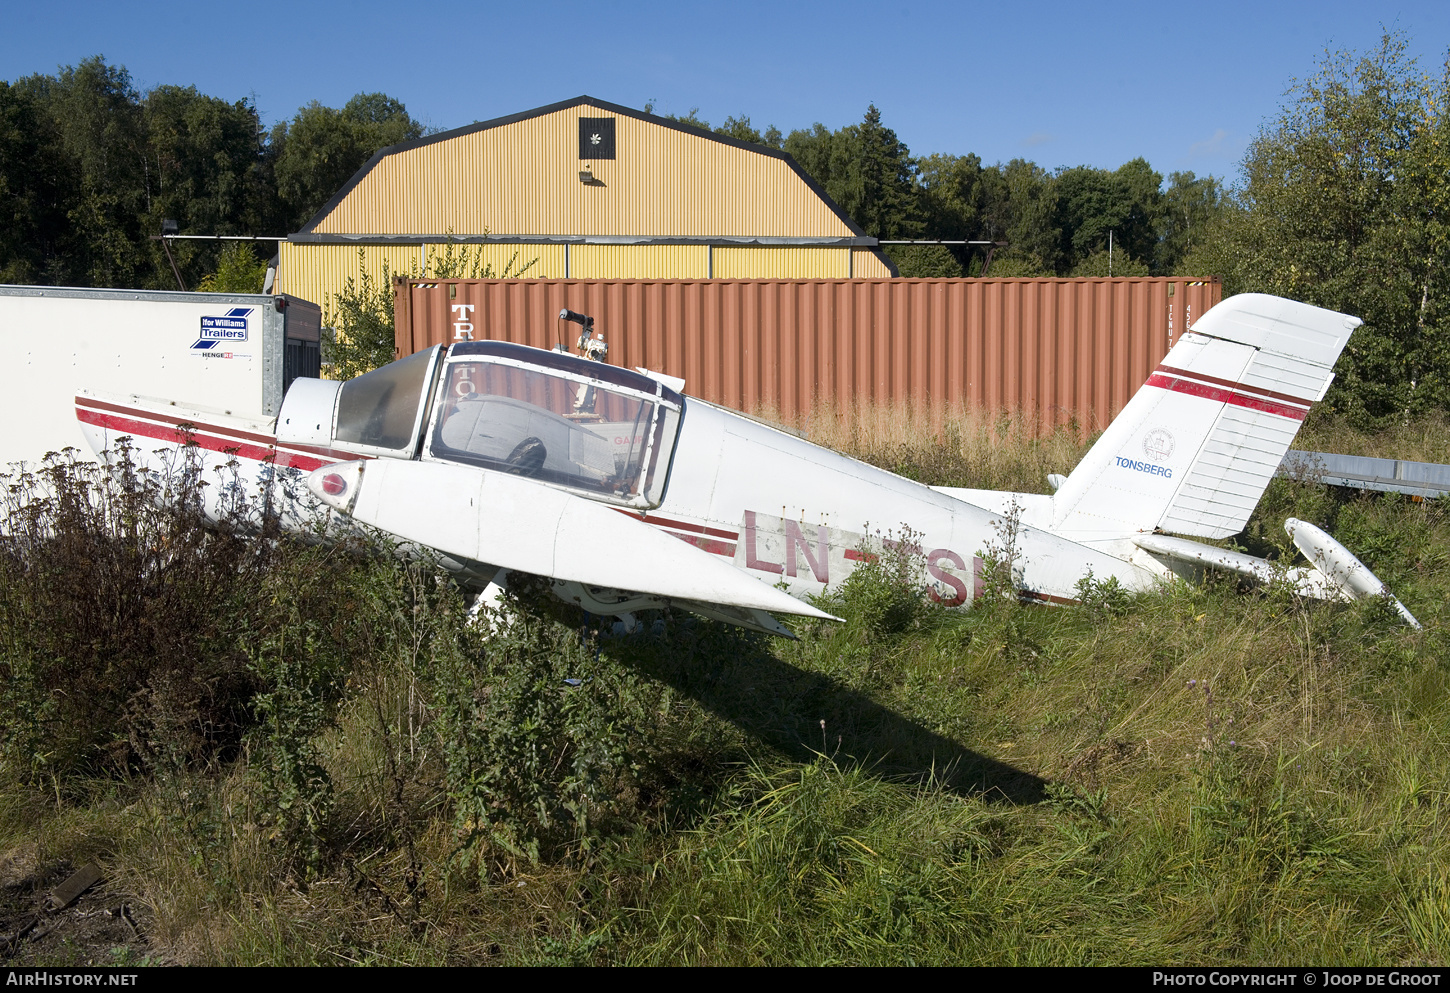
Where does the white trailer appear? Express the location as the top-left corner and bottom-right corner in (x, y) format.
(0, 285), (321, 467)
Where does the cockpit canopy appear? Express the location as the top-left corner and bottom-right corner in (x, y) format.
(290, 341), (684, 510)
(429, 343), (683, 507)
(334, 345), (438, 452)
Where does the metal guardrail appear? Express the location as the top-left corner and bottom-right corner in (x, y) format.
(1279, 450), (1450, 499)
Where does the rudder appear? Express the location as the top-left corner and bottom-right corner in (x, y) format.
(1049, 294), (1360, 541)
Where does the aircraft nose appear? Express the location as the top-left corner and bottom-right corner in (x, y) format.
(308, 461), (365, 513)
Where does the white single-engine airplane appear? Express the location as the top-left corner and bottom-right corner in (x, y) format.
(74, 293), (1419, 634)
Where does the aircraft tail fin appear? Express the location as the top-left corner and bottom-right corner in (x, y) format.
(1050, 293), (1360, 541)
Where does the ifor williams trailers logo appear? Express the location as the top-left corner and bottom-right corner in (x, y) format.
(192, 307), (252, 358)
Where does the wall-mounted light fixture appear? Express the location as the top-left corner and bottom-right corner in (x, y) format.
(578, 168), (593, 184)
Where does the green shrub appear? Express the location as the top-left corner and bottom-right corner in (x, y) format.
(829, 527), (932, 641)
(0, 446), (266, 779)
(0, 443), (397, 868)
(431, 577), (667, 868)
(323, 243), (538, 380)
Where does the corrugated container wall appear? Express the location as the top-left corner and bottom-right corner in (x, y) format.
(394, 277), (1222, 431)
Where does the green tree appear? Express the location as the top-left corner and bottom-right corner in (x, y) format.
(781, 122), (837, 187)
(1050, 159), (1162, 273)
(141, 85), (271, 288)
(1203, 35), (1450, 419)
(1112, 157), (1166, 268)
(669, 108), (710, 129)
(6, 56), (276, 289)
(271, 93), (422, 230)
(784, 105), (921, 241)
(197, 242), (267, 293)
(1069, 247), (1151, 277)
(1157, 170), (1224, 274)
(0, 81), (79, 283)
(143, 88), (268, 226)
(1053, 166), (1121, 265)
(981, 159), (1061, 274)
(918, 153), (987, 235)
(714, 114), (784, 149)
(848, 105), (920, 240)
(17, 56), (148, 287)
(911, 153), (990, 275)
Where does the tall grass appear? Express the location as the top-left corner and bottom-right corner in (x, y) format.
(0, 415), (1446, 965)
(1298, 408), (1450, 464)
(760, 398), (1093, 493)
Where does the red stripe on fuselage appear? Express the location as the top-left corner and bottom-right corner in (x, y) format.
(1022, 590), (1080, 607)
(614, 509), (738, 538)
(75, 406), (347, 472)
(1144, 372), (1308, 421)
(665, 530), (738, 557)
(74, 396), (365, 464)
(612, 508), (739, 557)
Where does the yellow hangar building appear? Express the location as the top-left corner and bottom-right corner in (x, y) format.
(274, 96), (897, 310)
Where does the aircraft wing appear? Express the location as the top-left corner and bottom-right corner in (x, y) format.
(307, 459), (840, 627)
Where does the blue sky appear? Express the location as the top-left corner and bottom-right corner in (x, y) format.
(4, 0), (1448, 185)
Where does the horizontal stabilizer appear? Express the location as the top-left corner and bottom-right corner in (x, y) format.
(1134, 533), (1343, 601)
(1135, 526), (1420, 628)
(1134, 533), (1284, 585)
(309, 459), (839, 623)
(1285, 518), (1420, 628)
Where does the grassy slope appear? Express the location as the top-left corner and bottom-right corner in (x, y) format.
(1, 408), (1447, 966)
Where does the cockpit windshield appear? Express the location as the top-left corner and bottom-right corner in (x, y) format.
(427, 345), (683, 509)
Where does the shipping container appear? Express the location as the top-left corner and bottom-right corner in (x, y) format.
(393, 277), (1222, 431)
(0, 285), (321, 466)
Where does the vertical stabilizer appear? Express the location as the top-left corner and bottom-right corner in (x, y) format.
(1050, 294), (1360, 541)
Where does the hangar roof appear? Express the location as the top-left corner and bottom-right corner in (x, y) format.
(293, 96), (872, 245)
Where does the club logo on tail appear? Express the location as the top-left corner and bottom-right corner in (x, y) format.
(1143, 428), (1175, 462)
